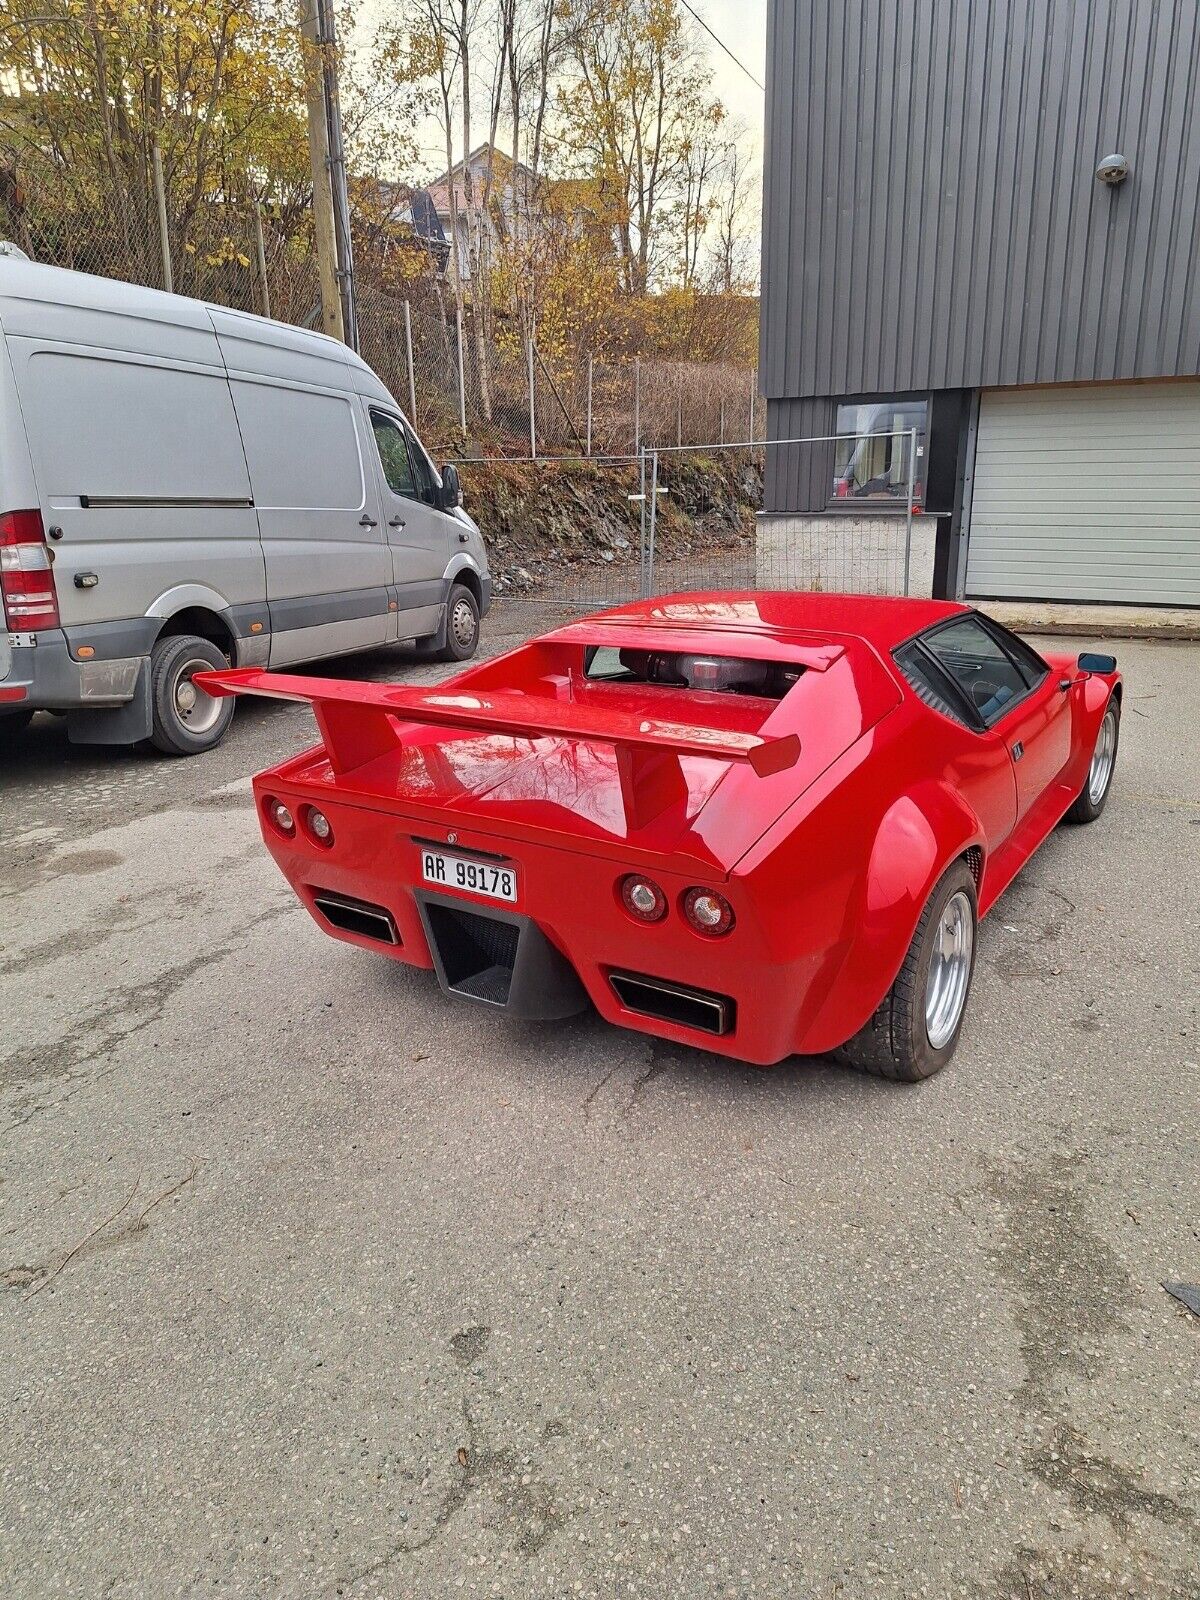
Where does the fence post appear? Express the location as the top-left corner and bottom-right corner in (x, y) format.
(637, 447), (648, 596)
(455, 305), (467, 439)
(151, 143), (172, 293)
(676, 378), (683, 448)
(719, 396), (725, 445)
(253, 200), (271, 318)
(748, 365), (756, 454)
(586, 354), (594, 458)
(527, 335), (537, 461)
(647, 449), (660, 595)
(634, 357), (641, 455)
(403, 299), (418, 423)
(903, 426), (916, 596)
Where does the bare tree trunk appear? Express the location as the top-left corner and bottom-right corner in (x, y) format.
(458, 0), (492, 424)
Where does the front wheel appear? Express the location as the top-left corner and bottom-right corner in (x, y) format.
(434, 583), (481, 663)
(148, 634), (234, 756)
(836, 860), (978, 1082)
(1064, 698), (1119, 824)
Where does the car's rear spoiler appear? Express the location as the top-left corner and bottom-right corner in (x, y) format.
(196, 669), (801, 797)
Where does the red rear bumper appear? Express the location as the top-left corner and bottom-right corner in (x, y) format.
(252, 770), (823, 1067)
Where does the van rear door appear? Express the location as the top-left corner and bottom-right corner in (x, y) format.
(4, 300), (261, 631)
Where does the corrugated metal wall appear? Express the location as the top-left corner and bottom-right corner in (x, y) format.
(763, 396), (836, 513)
(761, 0), (1200, 402)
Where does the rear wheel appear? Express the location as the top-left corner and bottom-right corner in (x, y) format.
(0, 709), (34, 737)
(435, 582), (481, 662)
(1065, 698), (1119, 824)
(836, 860), (978, 1082)
(148, 634), (234, 756)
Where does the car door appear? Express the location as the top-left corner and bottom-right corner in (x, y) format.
(363, 406), (453, 638)
(924, 614), (1072, 821)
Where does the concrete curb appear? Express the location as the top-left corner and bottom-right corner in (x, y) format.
(982, 602), (1200, 642)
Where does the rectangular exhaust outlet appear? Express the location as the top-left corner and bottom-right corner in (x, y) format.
(609, 971), (734, 1036)
(312, 891), (399, 945)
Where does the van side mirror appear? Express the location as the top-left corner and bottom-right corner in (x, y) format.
(440, 462), (462, 510)
(1077, 651), (1117, 674)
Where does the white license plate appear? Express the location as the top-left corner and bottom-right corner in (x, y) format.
(421, 849), (518, 903)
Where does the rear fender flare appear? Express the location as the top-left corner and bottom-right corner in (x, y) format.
(800, 779), (984, 1053)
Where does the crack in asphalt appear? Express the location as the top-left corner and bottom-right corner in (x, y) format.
(0, 899), (298, 1138)
(984, 1148), (1196, 1567)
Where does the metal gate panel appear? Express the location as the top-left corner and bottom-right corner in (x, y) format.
(966, 383), (1200, 606)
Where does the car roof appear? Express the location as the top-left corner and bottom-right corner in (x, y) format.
(565, 592), (969, 652)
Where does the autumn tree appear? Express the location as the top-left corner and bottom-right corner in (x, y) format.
(555, 0), (725, 294)
(0, 0), (311, 289)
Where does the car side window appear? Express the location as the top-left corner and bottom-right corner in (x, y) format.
(923, 616), (1032, 726)
(403, 424), (440, 508)
(370, 412), (417, 498)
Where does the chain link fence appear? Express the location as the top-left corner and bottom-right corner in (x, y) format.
(1, 165), (755, 463)
(476, 435), (933, 625)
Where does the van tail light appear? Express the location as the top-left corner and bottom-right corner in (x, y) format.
(1, 510), (60, 631)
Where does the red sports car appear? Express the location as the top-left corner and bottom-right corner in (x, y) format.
(200, 593), (1121, 1081)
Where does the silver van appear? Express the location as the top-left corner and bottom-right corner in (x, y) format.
(0, 254), (490, 754)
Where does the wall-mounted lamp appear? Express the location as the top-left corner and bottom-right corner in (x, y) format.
(1095, 153), (1131, 186)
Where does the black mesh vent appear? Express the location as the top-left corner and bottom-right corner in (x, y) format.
(893, 642), (970, 726)
(424, 903), (520, 1005)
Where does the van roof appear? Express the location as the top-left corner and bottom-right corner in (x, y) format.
(0, 255), (381, 383)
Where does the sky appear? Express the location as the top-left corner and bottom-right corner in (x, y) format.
(686, 0), (768, 159)
(353, 0), (768, 182)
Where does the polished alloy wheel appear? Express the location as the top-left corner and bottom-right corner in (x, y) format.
(172, 657), (223, 734)
(450, 595), (477, 650)
(1088, 707), (1117, 806)
(924, 889), (974, 1050)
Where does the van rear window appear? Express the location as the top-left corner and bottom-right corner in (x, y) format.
(584, 646), (804, 700)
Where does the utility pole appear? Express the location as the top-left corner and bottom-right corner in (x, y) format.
(315, 0), (357, 351)
(299, 0), (343, 343)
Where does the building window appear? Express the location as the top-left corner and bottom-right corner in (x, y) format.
(832, 398), (928, 509)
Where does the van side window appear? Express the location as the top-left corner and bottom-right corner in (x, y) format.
(403, 424), (439, 507)
(370, 412), (418, 498)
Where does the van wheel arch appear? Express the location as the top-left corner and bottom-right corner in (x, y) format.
(153, 606), (235, 661)
(451, 567), (482, 608)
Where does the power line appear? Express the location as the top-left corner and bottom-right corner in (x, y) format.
(677, 0), (765, 92)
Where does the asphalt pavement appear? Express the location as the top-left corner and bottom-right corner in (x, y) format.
(1, 622), (1198, 1599)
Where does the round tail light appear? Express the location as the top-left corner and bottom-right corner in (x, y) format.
(619, 874), (667, 923)
(268, 798), (295, 834)
(304, 806), (333, 845)
(682, 887), (735, 936)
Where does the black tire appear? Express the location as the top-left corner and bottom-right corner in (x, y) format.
(148, 634), (234, 756)
(0, 709), (34, 737)
(836, 859), (978, 1082)
(1064, 697), (1120, 824)
(435, 583), (481, 663)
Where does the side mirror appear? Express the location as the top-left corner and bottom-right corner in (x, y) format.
(1077, 651), (1116, 674)
(441, 462), (462, 510)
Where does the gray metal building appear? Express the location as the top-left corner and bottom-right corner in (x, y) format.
(760, 0), (1200, 607)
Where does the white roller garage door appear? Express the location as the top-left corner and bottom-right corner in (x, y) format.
(965, 382), (1200, 607)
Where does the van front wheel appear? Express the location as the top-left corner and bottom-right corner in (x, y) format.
(148, 634), (234, 756)
(435, 583), (481, 662)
